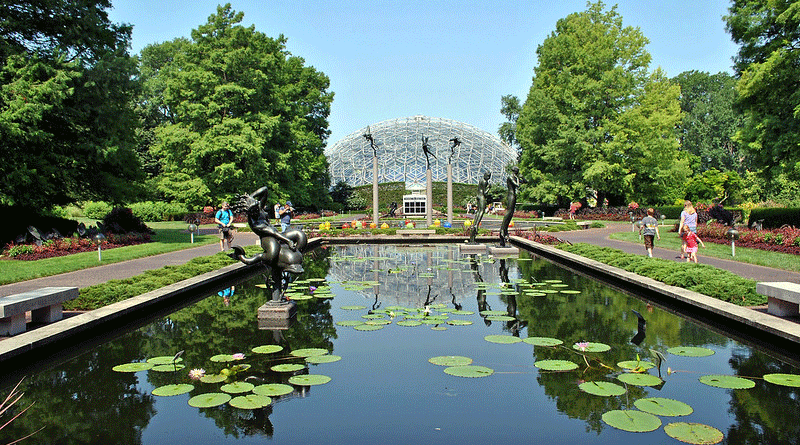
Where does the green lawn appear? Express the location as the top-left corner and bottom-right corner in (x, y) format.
(0, 222), (219, 285)
(610, 229), (800, 273)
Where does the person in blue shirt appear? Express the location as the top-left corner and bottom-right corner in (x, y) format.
(215, 201), (235, 250)
(279, 201), (294, 233)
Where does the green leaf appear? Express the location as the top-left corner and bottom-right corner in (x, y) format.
(446, 319), (473, 326)
(291, 348), (329, 358)
(443, 365), (494, 378)
(617, 373), (663, 387)
(152, 384), (194, 397)
(484, 335), (523, 344)
(698, 375), (755, 389)
(428, 356), (473, 366)
(150, 363), (185, 372)
(251, 345), (284, 354)
(199, 374), (227, 384)
(523, 337), (563, 347)
(664, 422), (724, 444)
(229, 394), (272, 410)
(341, 305), (367, 310)
(573, 342), (611, 353)
(667, 346), (715, 357)
(618, 360), (655, 371)
(188, 392), (231, 408)
(306, 355), (342, 364)
(271, 363), (305, 373)
(147, 356), (184, 365)
(634, 397), (693, 417)
(579, 381), (627, 397)
(353, 324), (384, 331)
(220, 382), (255, 394)
(288, 374), (332, 386)
(112, 362), (153, 372)
(253, 383), (294, 397)
(397, 320), (422, 327)
(763, 373), (800, 387)
(336, 320), (365, 327)
(534, 360), (578, 371)
(602, 410), (662, 433)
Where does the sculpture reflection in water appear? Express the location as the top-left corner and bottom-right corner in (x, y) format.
(469, 255), (492, 327)
(228, 186), (307, 302)
(499, 259), (528, 336)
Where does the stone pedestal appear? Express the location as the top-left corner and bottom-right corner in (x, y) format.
(489, 246), (520, 256)
(459, 243), (487, 254)
(258, 300), (297, 321)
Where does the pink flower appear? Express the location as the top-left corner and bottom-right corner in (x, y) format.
(575, 341), (590, 352)
(309, 286), (317, 294)
(232, 353), (245, 360)
(188, 368), (205, 380)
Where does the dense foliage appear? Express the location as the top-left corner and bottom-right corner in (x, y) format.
(136, 4), (333, 209)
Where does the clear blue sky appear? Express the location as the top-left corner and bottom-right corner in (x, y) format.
(107, 0), (739, 149)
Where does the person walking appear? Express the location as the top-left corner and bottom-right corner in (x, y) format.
(640, 208), (660, 257)
(279, 200), (294, 233)
(678, 200), (698, 259)
(214, 201), (235, 251)
(681, 225), (705, 263)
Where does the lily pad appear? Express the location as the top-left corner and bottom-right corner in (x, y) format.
(428, 356), (473, 366)
(486, 315), (516, 321)
(306, 354), (342, 364)
(602, 410), (662, 433)
(522, 292), (547, 297)
(667, 346), (715, 357)
(187, 392), (231, 408)
(763, 373), (800, 387)
(544, 279), (563, 283)
(634, 397), (693, 417)
(397, 320), (422, 327)
(479, 310), (508, 316)
(573, 342), (611, 353)
(617, 373), (663, 387)
(210, 354), (235, 362)
(579, 381), (627, 397)
(354, 324), (384, 331)
(336, 320), (364, 327)
(229, 394), (272, 410)
(291, 348), (329, 358)
(523, 337), (563, 347)
(289, 294), (313, 301)
(664, 422), (724, 444)
(288, 374), (332, 386)
(618, 360), (655, 371)
(699, 375), (755, 389)
(446, 319), (473, 326)
(534, 360), (579, 371)
(253, 383), (294, 397)
(147, 356), (184, 365)
(220, 381), (255, 394)
(151, 363), (185, 372)
(112, 362), (153, 372)
(362, 314), (385, 319)
(549, 284), (569, 288)
(271, 363), (305, 372)
(199, 374), (227, 384)
(451, 310), (475, 315)
(559, 290), (581, 294)
(443, 365), (494, 378)
(484, 335), (523, 344)
(152, 384), (194, 397)
(341, 305), (367, 310)
(251, 345), (284, 354)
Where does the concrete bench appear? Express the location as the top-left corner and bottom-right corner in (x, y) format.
(576, 221), (591, 229)
(399, 229), (436, 236)
(542, 216), (563, 221)
(756, 282), (800, 317)
(0, 287), (78, 335)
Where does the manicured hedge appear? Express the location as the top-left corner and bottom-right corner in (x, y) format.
(748, 207), (800, 229)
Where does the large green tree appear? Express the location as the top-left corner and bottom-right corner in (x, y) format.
(672, 70), (745, 174)
(516, 2), (686, 206)
(725, 0), (800, 184)
(498, 94), (522, 157)
(139, 4), (333, 209)
(0, 0), (142, 210)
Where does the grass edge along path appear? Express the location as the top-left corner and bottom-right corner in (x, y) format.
(558, 243), (765, 306)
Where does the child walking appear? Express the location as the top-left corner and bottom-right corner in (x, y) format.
(681, 225), (705, 263)
(640, 208), (660, 257)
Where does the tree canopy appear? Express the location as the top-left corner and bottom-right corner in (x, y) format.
(0, 0), (142, 210)
(516, 1), (686, 206)
(138, 4), (334, 208)
(725, 0), (800, 184)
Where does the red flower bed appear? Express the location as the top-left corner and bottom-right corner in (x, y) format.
(4, 232), (152, 261)
(697, 223), (800, 255)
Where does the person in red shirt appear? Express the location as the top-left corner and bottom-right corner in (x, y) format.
(681, 225), (705, 263)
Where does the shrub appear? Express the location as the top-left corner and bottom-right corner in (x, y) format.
(748, 207), (800, 229)
(102, 207), (153, 235)
(83, 201), (113, 219)
(130, 201), (190, 222)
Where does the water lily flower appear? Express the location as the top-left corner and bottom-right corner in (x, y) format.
(388, 311), (395, 318)
(575, 341), (590, 352)
(232, 353), (245, 360)
(309, 285), (317, 294)
(667, 367), (674, 375)
(423, 306), (431, 316)
(188, 368), (206, 380)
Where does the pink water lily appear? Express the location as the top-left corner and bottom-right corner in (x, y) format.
(575, 341), (590, 352)
(232, 353), (245, 360)
(188, 368), (206, 380)
(309, 286), (317, 294)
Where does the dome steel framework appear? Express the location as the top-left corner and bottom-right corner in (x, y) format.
(326, 116), (516, 187)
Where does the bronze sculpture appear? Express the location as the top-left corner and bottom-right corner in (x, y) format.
(469, 171), (491, 243)
(422, 136), (436, 169)
(499, 166), (525, 247)
(228, 186), (306, 302)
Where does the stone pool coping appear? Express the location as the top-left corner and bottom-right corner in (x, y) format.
(2, 235), (797, 367)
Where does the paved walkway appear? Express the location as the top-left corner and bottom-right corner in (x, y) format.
(2, 222), (797, 298)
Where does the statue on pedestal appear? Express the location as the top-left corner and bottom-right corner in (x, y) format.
(499, 166), (525, 247)
(469, 171), (491, 243)
(422, 136), (436, 169)
(228, 186), (306, 302)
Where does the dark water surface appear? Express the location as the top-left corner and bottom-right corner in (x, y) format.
(2, 244), (798, 444)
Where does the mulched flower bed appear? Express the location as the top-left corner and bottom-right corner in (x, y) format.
(4, 233), (152, 260)
(696, 223), (800, 255)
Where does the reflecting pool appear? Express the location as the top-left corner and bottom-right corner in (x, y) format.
(2, 244), (799, 444)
